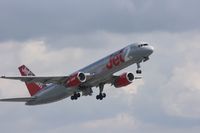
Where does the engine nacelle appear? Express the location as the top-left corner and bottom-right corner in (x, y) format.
(114, 72), (134, 88)
(66, 72), (86, 87)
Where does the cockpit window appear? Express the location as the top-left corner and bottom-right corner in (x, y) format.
(138, 43), (148, 47)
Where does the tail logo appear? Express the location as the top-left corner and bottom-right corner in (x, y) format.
(21, 66), (34, 76)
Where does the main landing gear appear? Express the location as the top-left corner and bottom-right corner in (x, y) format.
(96, 83), (106, 100)
(136, 63), (142, 74)
(71, 93), (81, 100)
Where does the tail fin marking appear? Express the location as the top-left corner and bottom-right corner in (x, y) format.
(18, 65), (43, 96)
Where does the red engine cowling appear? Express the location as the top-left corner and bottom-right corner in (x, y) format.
(66, 72), (86, 87)
(114, 72), (134, 88)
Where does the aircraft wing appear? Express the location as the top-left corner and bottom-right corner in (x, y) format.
(0, 97), (35, 102)
(1, 76), (69, 84)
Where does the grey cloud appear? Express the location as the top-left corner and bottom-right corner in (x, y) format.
(0, 4), (200, 133)
(0, 0), (200, 42)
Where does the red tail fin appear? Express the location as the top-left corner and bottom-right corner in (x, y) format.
(18, 65), (44, 96)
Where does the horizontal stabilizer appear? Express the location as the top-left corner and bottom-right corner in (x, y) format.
(0, 97), (35, 102)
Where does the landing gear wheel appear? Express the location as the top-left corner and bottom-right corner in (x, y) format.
(71, 96), (75, 100)
(96, 95), (100, 100)
(99, 96), (103, 100)
(136, 70), (142, 74)
(96, 93), (106, 100)
(71, 93), (81, 100)
(76, 93), (81, 98)
(102, 93), (106, 98)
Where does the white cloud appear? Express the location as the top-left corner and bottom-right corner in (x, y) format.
(162, 63), (200, 119)
(47, 113), (136, 133)
(150, 32), (200, 119)
(18, 40), (85, 74)
(82, 113), (136, 129)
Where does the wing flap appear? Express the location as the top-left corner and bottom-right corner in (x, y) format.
(1, 76), (68, 84)
(0, 97), (35, 102)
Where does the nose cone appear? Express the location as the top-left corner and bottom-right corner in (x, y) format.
(143, 45), (154, 56)
(148, 46), (154, 55)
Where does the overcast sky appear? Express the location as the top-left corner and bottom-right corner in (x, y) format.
(0, 0), (200, 133)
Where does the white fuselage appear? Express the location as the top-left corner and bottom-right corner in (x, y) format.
(26, 43), (154, 105)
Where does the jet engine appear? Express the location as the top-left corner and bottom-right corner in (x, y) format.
(114, 72), (134, 88)
(66, 72), (86, 87)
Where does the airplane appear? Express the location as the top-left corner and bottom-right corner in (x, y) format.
(0, 43), (154, 105)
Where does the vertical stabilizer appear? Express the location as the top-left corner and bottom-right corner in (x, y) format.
(18, 65), (44, 96)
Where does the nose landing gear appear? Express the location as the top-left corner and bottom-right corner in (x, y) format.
(136, 63), (142, 74)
